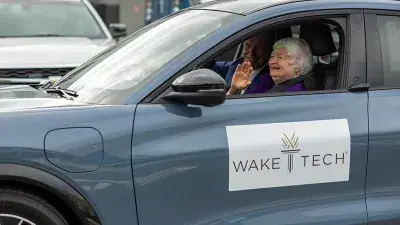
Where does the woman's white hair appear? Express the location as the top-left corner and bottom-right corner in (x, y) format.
(272, 37), (314, 76)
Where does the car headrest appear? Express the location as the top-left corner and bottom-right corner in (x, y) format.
(273, 27), (292, 42)
(299, 22), (336, 56)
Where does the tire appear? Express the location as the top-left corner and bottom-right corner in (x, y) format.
(0, 188), (69, 225)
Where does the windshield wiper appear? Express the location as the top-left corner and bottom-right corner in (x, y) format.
(30, 34), (66, 37)
(44, 87), (78, 100)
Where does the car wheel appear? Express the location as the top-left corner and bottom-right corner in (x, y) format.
(0, 188), (69, 225)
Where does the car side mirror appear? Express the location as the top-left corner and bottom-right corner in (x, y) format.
(109, 23), (127, 39)
(162, 69), (227, 107)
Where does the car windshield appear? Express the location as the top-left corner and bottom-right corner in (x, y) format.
(53, 9), (238, 104)
(0, 0), (106, 39)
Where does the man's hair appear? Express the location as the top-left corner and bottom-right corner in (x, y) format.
(273, 37), (314, 76)
(244, 31), (274, 56)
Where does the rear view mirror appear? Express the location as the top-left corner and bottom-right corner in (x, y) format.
(162, 69), (226, 107)
(109, 23), (127, 39)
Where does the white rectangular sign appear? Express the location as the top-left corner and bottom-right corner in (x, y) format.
(226, 119), (351, 192)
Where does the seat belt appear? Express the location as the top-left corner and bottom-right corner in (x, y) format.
(266, 72), (314, 93)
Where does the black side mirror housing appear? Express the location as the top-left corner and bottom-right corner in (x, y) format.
(109, 23), (127, 39)
(162, 69), (227, 107)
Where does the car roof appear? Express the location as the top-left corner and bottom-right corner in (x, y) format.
(190, 0), (399, 15)
(190, 0), (299, 15)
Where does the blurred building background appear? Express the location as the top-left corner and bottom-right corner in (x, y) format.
(88, 0), (192, 35)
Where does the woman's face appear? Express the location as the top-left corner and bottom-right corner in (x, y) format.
(269, 47), (296, 84)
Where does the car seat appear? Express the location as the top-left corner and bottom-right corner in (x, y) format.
(299, 22), (338, 90)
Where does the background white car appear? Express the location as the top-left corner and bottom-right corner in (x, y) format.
(0, 0), (126, 86)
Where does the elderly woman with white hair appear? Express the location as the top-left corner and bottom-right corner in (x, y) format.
(227, 37), (314, 95)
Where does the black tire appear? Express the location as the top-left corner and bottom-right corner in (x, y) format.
(0, 188), (69, 225)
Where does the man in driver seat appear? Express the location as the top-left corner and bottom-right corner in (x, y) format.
(210, 31), (275, 94)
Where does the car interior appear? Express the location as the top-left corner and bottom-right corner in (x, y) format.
(200, 18), (344, 93)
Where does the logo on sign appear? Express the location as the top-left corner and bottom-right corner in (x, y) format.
(281, 132), (300, 173)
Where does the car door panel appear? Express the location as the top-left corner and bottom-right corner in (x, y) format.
(365, 8), (400, 225)
(367, 90), (400, 225)
(131, 92), (369, 225)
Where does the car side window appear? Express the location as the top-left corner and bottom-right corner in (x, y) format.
(376, 15), (400, 87)
(200, 18), (346, 96)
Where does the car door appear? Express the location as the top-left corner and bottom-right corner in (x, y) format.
(364, 7), (400, 225)
(131, 10), (369, 225)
